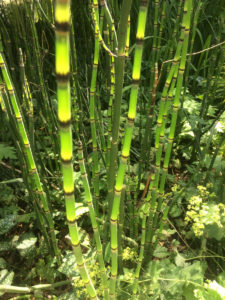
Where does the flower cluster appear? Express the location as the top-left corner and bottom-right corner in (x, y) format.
(122, 247), (137, 262)
(185, 185), (224, 237)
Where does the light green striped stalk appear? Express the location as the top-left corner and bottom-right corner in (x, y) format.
(141, 63), (158, 172)
(91, 2), (116, 58)
(148, 0), (192, 257)
(142, 172), (156, 266)
(140, 1), (165, 173)
(145, 0), (191, 255)
(70, 17), (80, 140)
(147, 0), (159, 105)
(106, 54), (115, 169)
(0, 36), (59, 262)
(96, 93), (107, 163)
(55, 1), (97, 298)
(145, 42), (182, 255)
(90, 0), (101, 215)
(101, 0), (118, 47)
(151, 201), (169, 255)
(152, 0), (159, 62)
(106, 0), (132, 241)
(126, 165), (134, 237)
(0, 78), (40, 226)
(132, 174), (154, 296)
(173, 0), (184, 45)
(19, 48), (34, 149)
(156, 0), (166, 63)
(118, 184), (125, 274)
(0, 80), (6, 113)
(133, 177), (139, 239)
(144, 66), (176, 249)
(23, 1), (59, 154)
(182, 1), (202, 107)
(125, 14), (130, 58)
(160, 0), (192, 196)
(77, 141), (109, 299)
(109, 1), (149, 297)
(151, 5), (187, 192)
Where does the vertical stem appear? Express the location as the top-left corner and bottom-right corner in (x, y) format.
(107, 0), (132, 217)
(0, 36), (59, 263)
(55, 1), (97, 298)
(110, 1), (149, 297)
(90, 0), (100, 215)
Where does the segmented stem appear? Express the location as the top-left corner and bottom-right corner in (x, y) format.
(109, 1), (149, 297)
(55, 1), (97, 298)
(0, 36), (60, 263)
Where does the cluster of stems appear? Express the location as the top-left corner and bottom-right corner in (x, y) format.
(2, 0), (216, 298)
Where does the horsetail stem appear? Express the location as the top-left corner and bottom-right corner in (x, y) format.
(0, 36), (60, 263)
(147, 0), (192, 258)
(110, 0), (149, 297)
(55, 0), (97, 298)
(77, 141), (109, 299)
(90, 0), (100, 215)
(125, 15), (131, 58)
(144, 0), (191, 257)
(106, 0), (132, 245)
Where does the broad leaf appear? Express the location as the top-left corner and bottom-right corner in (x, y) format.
(0, 269), (14, 296)
(153, 245), (170, 258)
(58, 251), (79, 277)
(0, 214), (17, 235)
(0, 143), (17, 161)
(16, 232), (37, 258)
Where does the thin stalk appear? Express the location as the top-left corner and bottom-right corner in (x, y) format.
(106, 0), (132, 248)
(125, 15), (131, 58)
(110, 1), (149, 297)
(0, 36), (59, 263)
(77, 141), (109, 299)
(55, 1), (97, 298)
(90, 0), (101, 215)
(106, 54), (115, 169)
(145, 0), (190, 252)
(101, 0), (118, 48)
(151, 0), (192, 254)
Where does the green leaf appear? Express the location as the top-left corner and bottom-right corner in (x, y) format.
(183, 284), (198, 300)
(208, 281), (225, 299)
(0, 214), (17, 235)
(58, 251), (79, 277)
(0, 143), (17, 161)
(0, 269), (14, 296)
(217, 272), (225, 288)
(104, 242), (111, 263)
(0, 178), (23, 184)
(0, 241), (13, 252)
(0, 258), (7, 269)
(193, 286), (224, 300)
(153, 245), (170, 258)
(16, 232), (37, 258)
(170, 204), (182, 218)
(75, 203), (89, 219)
(16, 213), (35, 223)
(175, 253), (188, 267)
(58, 290), (79, 300)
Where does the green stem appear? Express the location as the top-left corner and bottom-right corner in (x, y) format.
(55, 0), (97, 298)
(110, 1), (149, 297)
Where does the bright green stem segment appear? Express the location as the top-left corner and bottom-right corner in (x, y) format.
(55, 0), (98, 298)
